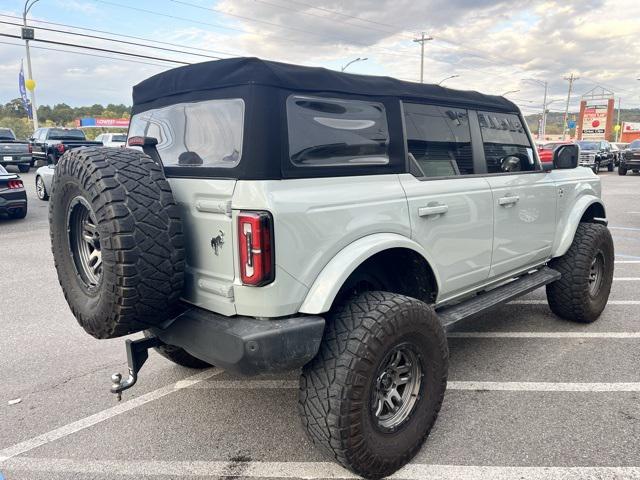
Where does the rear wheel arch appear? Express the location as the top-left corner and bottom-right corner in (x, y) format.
(298, 234), (440, 314)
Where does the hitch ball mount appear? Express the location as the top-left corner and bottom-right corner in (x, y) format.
(110, 336), (162, 401)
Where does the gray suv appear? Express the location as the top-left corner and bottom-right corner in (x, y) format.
(49, 58), (613, 479)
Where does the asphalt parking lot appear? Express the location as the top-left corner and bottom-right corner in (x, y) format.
(1, 169), (639, 480)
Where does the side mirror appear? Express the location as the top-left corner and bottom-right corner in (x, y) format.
(553, 144), (578, 169)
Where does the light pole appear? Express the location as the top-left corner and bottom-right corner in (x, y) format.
(523, 78), (548, 139)
(501, 89), (520, 96)
(23, 0), (40, 130)
(437, 74), (459, 86)
(341, 57), (368, 72)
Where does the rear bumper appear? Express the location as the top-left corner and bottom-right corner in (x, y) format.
(0, 155), (31, 165)
(0, 192), (27, 212)
(151, 307), (325, 375)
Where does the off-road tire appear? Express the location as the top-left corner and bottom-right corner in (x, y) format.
(618, 167), (627, 176)
(143, 332), (211, 369)
(18, 164), (30, 173)
(50, 147), (185, 339)
(546, 223), (614, 323)
(299, 291), (448, 479)
(607, 162), (614, 172)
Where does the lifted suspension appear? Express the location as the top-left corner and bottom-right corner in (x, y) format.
(110, 336), (162, 401)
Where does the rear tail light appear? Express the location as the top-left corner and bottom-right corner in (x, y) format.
(237, 211), (274, 286)
(8, 179), (23, 189)
(28, 144), (32, 153)
(56, 144), (65, 154)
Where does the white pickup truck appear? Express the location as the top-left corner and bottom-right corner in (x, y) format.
(49, 58), (613, 480)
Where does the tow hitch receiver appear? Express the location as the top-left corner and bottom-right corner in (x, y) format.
(110, 336), (162, 401)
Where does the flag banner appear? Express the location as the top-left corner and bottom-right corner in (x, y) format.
(18, 60), (32, 119)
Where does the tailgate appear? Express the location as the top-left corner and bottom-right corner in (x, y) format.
(168, 178), (237, 315)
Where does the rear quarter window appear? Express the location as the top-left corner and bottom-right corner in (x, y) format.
(128, 98), (245, 168)
(286, 95), (389, 167)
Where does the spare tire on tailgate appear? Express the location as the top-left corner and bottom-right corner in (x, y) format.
(50, 147), (185, 339)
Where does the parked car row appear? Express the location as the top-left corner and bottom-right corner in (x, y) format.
(537, 139), (640, 175)
(0, 127), (128, 174)
(0, 164), (27, 219)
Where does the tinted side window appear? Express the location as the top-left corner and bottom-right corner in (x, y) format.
(287, 95), (389, 167)
(403, 103), (472, 177)
(478, 112), (536, 173)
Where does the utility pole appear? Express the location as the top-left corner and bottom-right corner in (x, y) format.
(23, 0), (40, 130)
(562, 73), (578, 140)
(413, 32), (433, 83)
(540, 81), (548, 139)
(616, 97), (621, 142)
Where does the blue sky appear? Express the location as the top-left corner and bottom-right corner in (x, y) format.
(0, 0), (638, 112)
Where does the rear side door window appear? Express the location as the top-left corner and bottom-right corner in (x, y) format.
(477, 111), (537, 174)
(402, 103), (473, 177)
(286, 95), (389, 167)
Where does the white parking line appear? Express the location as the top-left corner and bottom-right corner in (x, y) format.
(4, 457), (640, 479)
(188, 380), (640, 392)
(610, 226), (640, 232)
(510, 300), (640, 305)
(614, 277), (640, 280)
(447, 332), (640, 338)
(0, 368), (222, 463)
(615, 260), (640, 263)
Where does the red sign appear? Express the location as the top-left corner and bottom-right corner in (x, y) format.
(95, 118), (129, 127)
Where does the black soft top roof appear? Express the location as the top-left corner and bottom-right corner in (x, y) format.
(132, 57), (517, 112)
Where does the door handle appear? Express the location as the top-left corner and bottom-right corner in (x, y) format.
(418, 204), (448, 217)
(498, 195), (520, 206)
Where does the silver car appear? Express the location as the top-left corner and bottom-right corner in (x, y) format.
(35, 164), (55, 201)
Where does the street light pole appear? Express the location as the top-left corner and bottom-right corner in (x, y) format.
(562, 73), (578, 141)
(413, 32), (433, 83)
(501, 89), (520, 96)
(437, 74), (459, 86)
(23, 0), (40, 130)
(341, 57), (368, 72)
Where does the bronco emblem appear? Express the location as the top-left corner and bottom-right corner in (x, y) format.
(210, 230), (224, 255)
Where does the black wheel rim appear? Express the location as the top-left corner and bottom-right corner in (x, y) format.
(371, 342), (423, 431)
(36, 177), (45, 199)
(588, 250), (605, 298)
(67, 196), (102, 288)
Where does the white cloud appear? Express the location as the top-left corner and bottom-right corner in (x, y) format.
(0, 0), (638, 108)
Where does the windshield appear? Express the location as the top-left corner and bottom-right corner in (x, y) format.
(111, 134), (126, 142)
(577, 141), (599, 150)
(129, 98), (244, 168)
(48, 129), (86, 141)
(629, 140), (640, 149)
(0, 128), (15, 140)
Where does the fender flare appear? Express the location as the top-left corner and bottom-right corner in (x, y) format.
(298, 233), (440, 315)
(552, 196), (607, 258)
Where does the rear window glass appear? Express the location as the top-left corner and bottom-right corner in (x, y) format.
(129, 99), (244, 168)
(0, 128), (15, 140)
(111, 134), (126, 142)
(286, 95), (389, 167)
(478, 112), (536, 173)
(629, 140), (640, 149)
(48, 129), (86, 140)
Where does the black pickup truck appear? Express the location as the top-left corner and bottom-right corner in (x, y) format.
(0, 128), (32, 173)
(30, 127), (102, 165)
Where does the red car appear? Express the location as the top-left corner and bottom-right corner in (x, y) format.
(538, 141), (573, 163)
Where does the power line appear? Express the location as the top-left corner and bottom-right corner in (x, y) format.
(0, 33), (189, 64)
(0, 39), (174, 68)
(0, 20), (224, 61)
(0, 13), (240, 57)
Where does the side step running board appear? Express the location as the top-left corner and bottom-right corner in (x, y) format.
(437, 267), (561, 330)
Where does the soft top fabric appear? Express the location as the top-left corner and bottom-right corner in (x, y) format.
(132, 57), (517, 112)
